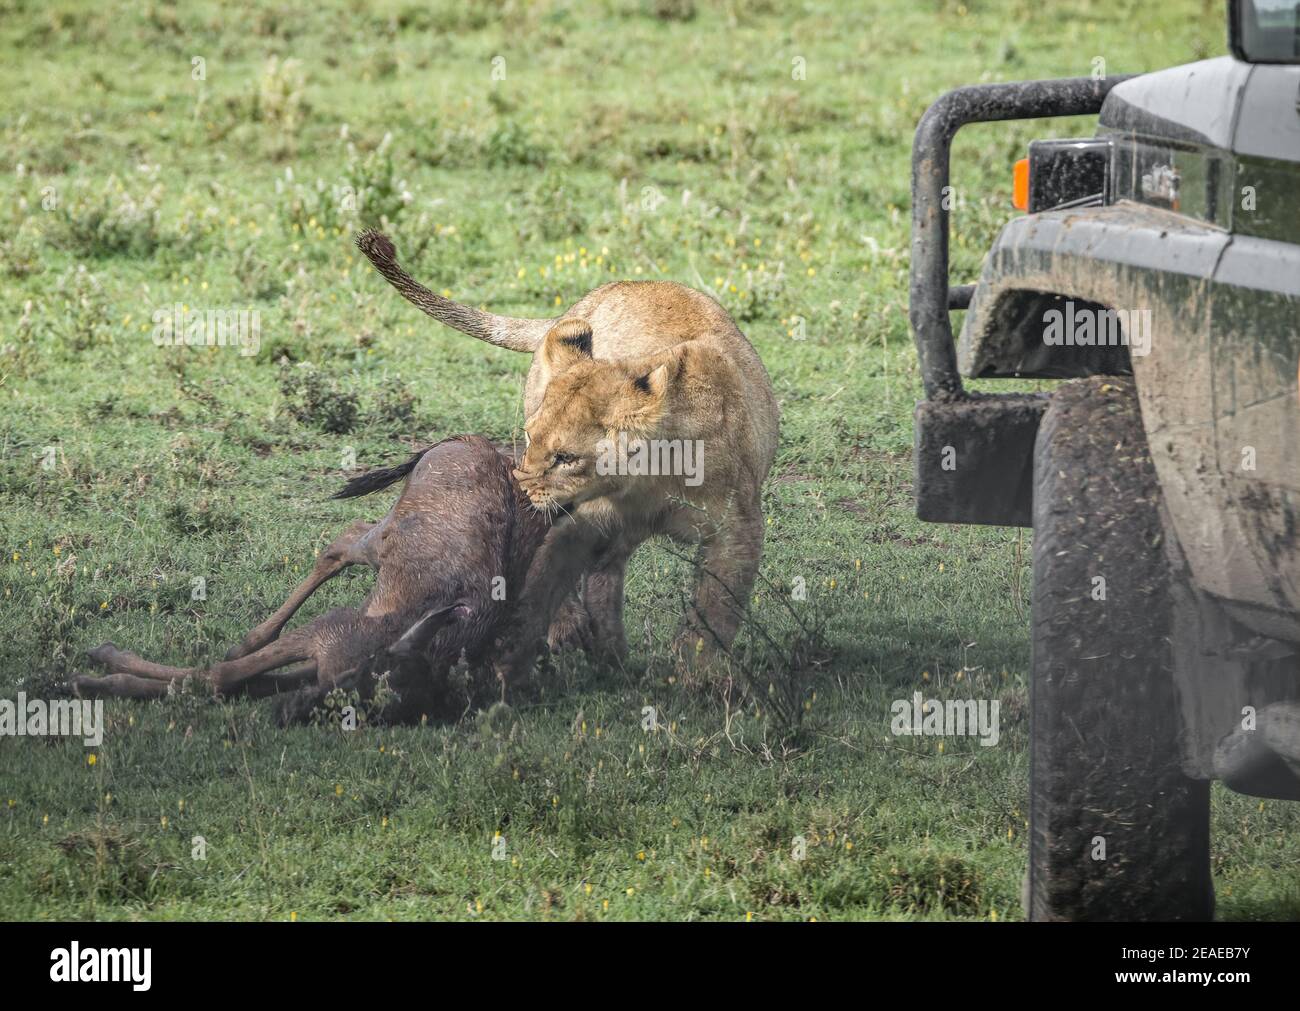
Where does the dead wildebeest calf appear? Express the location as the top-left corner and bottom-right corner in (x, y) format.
(70, 435), (550, 725)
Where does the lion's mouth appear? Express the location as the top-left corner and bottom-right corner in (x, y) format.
(516, 469), (585, 520)
(530, 493), (567, 514)
(524, 488), (578, 525)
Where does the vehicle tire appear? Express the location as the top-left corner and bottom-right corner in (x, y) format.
(1027, 376), (1214, 921)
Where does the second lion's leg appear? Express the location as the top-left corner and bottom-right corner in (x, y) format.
(495, 525), (595, 689)
(671, 507), (764, 671)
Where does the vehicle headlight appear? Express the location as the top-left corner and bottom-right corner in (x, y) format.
(1105, 135), (1234, 227)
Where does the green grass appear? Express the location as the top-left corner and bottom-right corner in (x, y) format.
(1, 0), (1296, 921)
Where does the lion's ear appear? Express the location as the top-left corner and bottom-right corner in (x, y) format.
(607, 352), (681, 431)
(630, 362), (671, 399)
(539, 318), (593, 376)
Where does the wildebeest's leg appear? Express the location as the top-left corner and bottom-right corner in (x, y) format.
(70, 672), (172, 700)
(238, 663), (320, 698)
(272, 677), (349, 726)
(225, 520), (377, 660)
(86, 628), (318, 695)
(71, 660), (318, 701)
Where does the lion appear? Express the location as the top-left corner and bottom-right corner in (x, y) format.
(356, 230), (779, 683)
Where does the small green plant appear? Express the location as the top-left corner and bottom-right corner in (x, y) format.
(278, 362), (361, 434)
(651, 0), (697, 21)
(870, 850), (984, 916)
(483, 120), (549, 169)
(417, 116), (551, 171)
(54, 176), (163, 259)
(0, 219), (41, 277)
(48, 828), (176, 904)
(277, 133), (412, 235)
(343, 134), (412, 228)
(45, 265), (115, 352)
(162, 496), (241, 537)
(369, 374), (419, 428)
(252, 56), (307, 136)
(517, 169), (587, 242)
(308, 673), (401, 729)
(233, 245), (286, 301)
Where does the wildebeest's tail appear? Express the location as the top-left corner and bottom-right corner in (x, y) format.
(355, 229), (553, 353)
(331, 449), (431, 500)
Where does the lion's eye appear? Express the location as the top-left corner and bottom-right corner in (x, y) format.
(553, 451), (579, 467)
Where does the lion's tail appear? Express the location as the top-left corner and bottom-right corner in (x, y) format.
(355, 230), (552, 353)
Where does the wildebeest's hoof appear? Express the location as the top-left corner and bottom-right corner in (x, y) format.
(270, 692), (301, 727)
(273, 685), (329, 727)
(86, 642), (120, 667)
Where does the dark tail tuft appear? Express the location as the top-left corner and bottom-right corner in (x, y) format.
(355, 229), (397, 269)
(331, 448), (430, 500)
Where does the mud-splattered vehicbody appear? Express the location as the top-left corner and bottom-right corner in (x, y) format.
(909, 1), (1299, 920)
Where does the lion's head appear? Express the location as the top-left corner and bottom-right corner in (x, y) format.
(513, 317), (689, 516)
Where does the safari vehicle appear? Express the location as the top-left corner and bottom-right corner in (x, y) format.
(909, 0), (1300, 920)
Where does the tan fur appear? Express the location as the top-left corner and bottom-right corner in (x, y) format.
(357, 232), (780, 680)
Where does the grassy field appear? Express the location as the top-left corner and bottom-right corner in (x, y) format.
(2, 0), (1297, 921)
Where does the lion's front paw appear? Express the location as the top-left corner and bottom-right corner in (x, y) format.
(670, 629), (710, 664)
(669, 630), (736, 693)
(493, 645), (538, 695)
(546, 599), (593, 655)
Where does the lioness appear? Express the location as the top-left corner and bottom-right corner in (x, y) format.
(357, 230), (779, 683)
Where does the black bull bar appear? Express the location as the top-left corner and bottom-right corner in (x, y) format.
(908, 75), (1132, 526)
